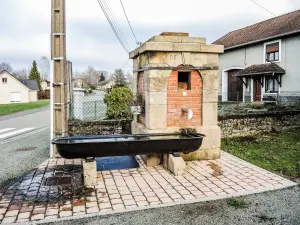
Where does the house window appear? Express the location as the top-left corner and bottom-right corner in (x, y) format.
(178, 72), (191, 90)
(265, 41), (280, 62)
(2, 77), (7, 83)
(265, 76), (279, 93)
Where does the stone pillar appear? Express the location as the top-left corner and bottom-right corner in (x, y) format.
(83, 159), (97, 186)
(130, 32), (224, 166)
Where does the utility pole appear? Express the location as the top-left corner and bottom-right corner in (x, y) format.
(51, 0), (68, 157)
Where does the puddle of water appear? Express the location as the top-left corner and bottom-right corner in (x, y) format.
(208, 162), (223, 177)
(96, 156), (139, 171)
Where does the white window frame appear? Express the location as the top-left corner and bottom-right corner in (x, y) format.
(263, 39), (281, 63)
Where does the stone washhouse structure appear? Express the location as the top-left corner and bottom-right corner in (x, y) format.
(130, 32), (224, 174)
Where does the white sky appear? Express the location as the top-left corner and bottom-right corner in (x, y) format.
(0, 0), (299, 74)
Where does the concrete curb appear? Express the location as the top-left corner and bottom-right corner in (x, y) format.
(0, 106), (49, 121)
(20, 182), (297, 225)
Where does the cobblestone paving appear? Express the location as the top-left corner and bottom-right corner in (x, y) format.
(0, 152), (296, 224)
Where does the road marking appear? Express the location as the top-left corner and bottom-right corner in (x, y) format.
(0, 128), (35, 139)
(0, 126), (50, 146)
(0, 128), (15, 134)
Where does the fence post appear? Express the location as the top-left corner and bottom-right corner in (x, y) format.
(94, 101), (97, 120)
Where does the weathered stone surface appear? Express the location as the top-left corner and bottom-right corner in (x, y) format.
(148, 35), (182, 43)
(200, 70), (218, 91)
(167, 154), (186, 176)
(146, 91), (167, 105)
(83, 160), (97, 186)
(145, 104), (167, 129)
(202, 103), (218, 126)
(219, 113), (300, 138)
(173, 43), (201, 52)
(181, 37), (206, 44)
(141, 155), (160, 166)
(200, 44), (224, 53)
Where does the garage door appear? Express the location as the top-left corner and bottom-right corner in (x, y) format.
(10, 93), (21, 102)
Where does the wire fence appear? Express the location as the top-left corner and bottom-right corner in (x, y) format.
(69, 90), (107, 121)
(218, 91), (300, 116)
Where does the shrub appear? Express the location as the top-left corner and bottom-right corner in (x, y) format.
(38, 91), (50, 99)
(104, 87), (133, 119)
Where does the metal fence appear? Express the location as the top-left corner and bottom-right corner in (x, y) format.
(69, 90), (107, 121)
(218, 91), (300, 116)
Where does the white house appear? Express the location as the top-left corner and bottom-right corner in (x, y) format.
(214, 9), (300, 103)
(0, 71), (39, 104)
(40, 80), (50, 91)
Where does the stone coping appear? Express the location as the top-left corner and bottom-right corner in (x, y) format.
(130, 42), (224, 58)
(0, 152), (296, 224)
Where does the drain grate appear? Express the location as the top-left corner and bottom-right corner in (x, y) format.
(44, 176), (72, 186)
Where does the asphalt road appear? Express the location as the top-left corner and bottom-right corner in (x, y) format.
(0, 106), (50, 130)
(41, 185), (300, 225)
(0, 108), (50, 190)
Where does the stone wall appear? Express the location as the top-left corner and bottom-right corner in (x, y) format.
(219, 111), (300, 138)
(68, 120), (132, 136)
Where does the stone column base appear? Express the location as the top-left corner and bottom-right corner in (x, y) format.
(163, 154), (186, 176)
(141, 154), (161, 166)
(83, 159), (97, 186)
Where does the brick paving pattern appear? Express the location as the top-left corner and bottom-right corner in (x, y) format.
(0, 152), (296, 224)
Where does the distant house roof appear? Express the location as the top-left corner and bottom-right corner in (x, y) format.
(18, 79), (40, 91)
(1, 70), (40, 91)
(213, 9), (300, 50)
(233, 63), (286, 77)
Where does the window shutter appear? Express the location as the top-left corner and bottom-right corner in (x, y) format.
(266, 43), (279, 53)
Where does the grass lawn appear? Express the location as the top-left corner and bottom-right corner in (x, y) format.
(222, 129), (300, 181)
(0, 100), (50, 116)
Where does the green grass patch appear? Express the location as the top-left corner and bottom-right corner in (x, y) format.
(222, 129), (300, 180)
(227, 198), (250, 209)
(0, 100), (50, 116)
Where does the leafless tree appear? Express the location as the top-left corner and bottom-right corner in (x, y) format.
(38, 56), (50, 80)
(12, 68), (28, 79)
(0, 62), (13, 73)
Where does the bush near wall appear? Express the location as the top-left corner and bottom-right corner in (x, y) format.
(104, 87), (133, 119)
(38, 90), (50, 99)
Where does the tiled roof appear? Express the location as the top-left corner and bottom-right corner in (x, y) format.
(18, 79), (40, 91)
(234, 63), (285, 77)
(213, 9), (300, 49)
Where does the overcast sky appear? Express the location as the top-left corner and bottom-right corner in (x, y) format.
(0, 0), (299, 74)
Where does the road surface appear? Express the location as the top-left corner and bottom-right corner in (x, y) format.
(0, 107), (50, 190)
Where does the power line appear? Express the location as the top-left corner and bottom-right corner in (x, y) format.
(96, 0), (129, 52)
(120, 0), (140, 45)
(102, 0), (130, 50)
(249, 0), (276, 17)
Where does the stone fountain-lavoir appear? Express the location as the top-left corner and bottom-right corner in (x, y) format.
(130, 32), (224, 174)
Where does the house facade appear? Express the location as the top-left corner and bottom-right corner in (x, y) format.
(41, 80), (50, 91)
(214, 9), (300, 103)
(0, 71), (39, 104)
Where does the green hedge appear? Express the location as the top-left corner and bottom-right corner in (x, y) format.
(104, 87), (133, 119)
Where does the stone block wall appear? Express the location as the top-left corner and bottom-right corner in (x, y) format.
(167, 71), (202, 127)
(219, 111), (300, 138)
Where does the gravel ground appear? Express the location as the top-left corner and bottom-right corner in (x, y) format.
(40, 185), (300, 225)
(0, 129), (50, 191)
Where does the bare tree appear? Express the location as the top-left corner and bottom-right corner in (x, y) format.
(12, 68), (28, 79)
(113, 69), (127, 87)
(0, 62), (13, 73)
(38, 56), (50, 80)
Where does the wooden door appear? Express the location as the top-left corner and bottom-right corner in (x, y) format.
(228, 70), (243, 101)
(253, 79), (261, 102)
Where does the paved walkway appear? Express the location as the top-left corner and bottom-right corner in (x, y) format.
(0, 152), (296, 224)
